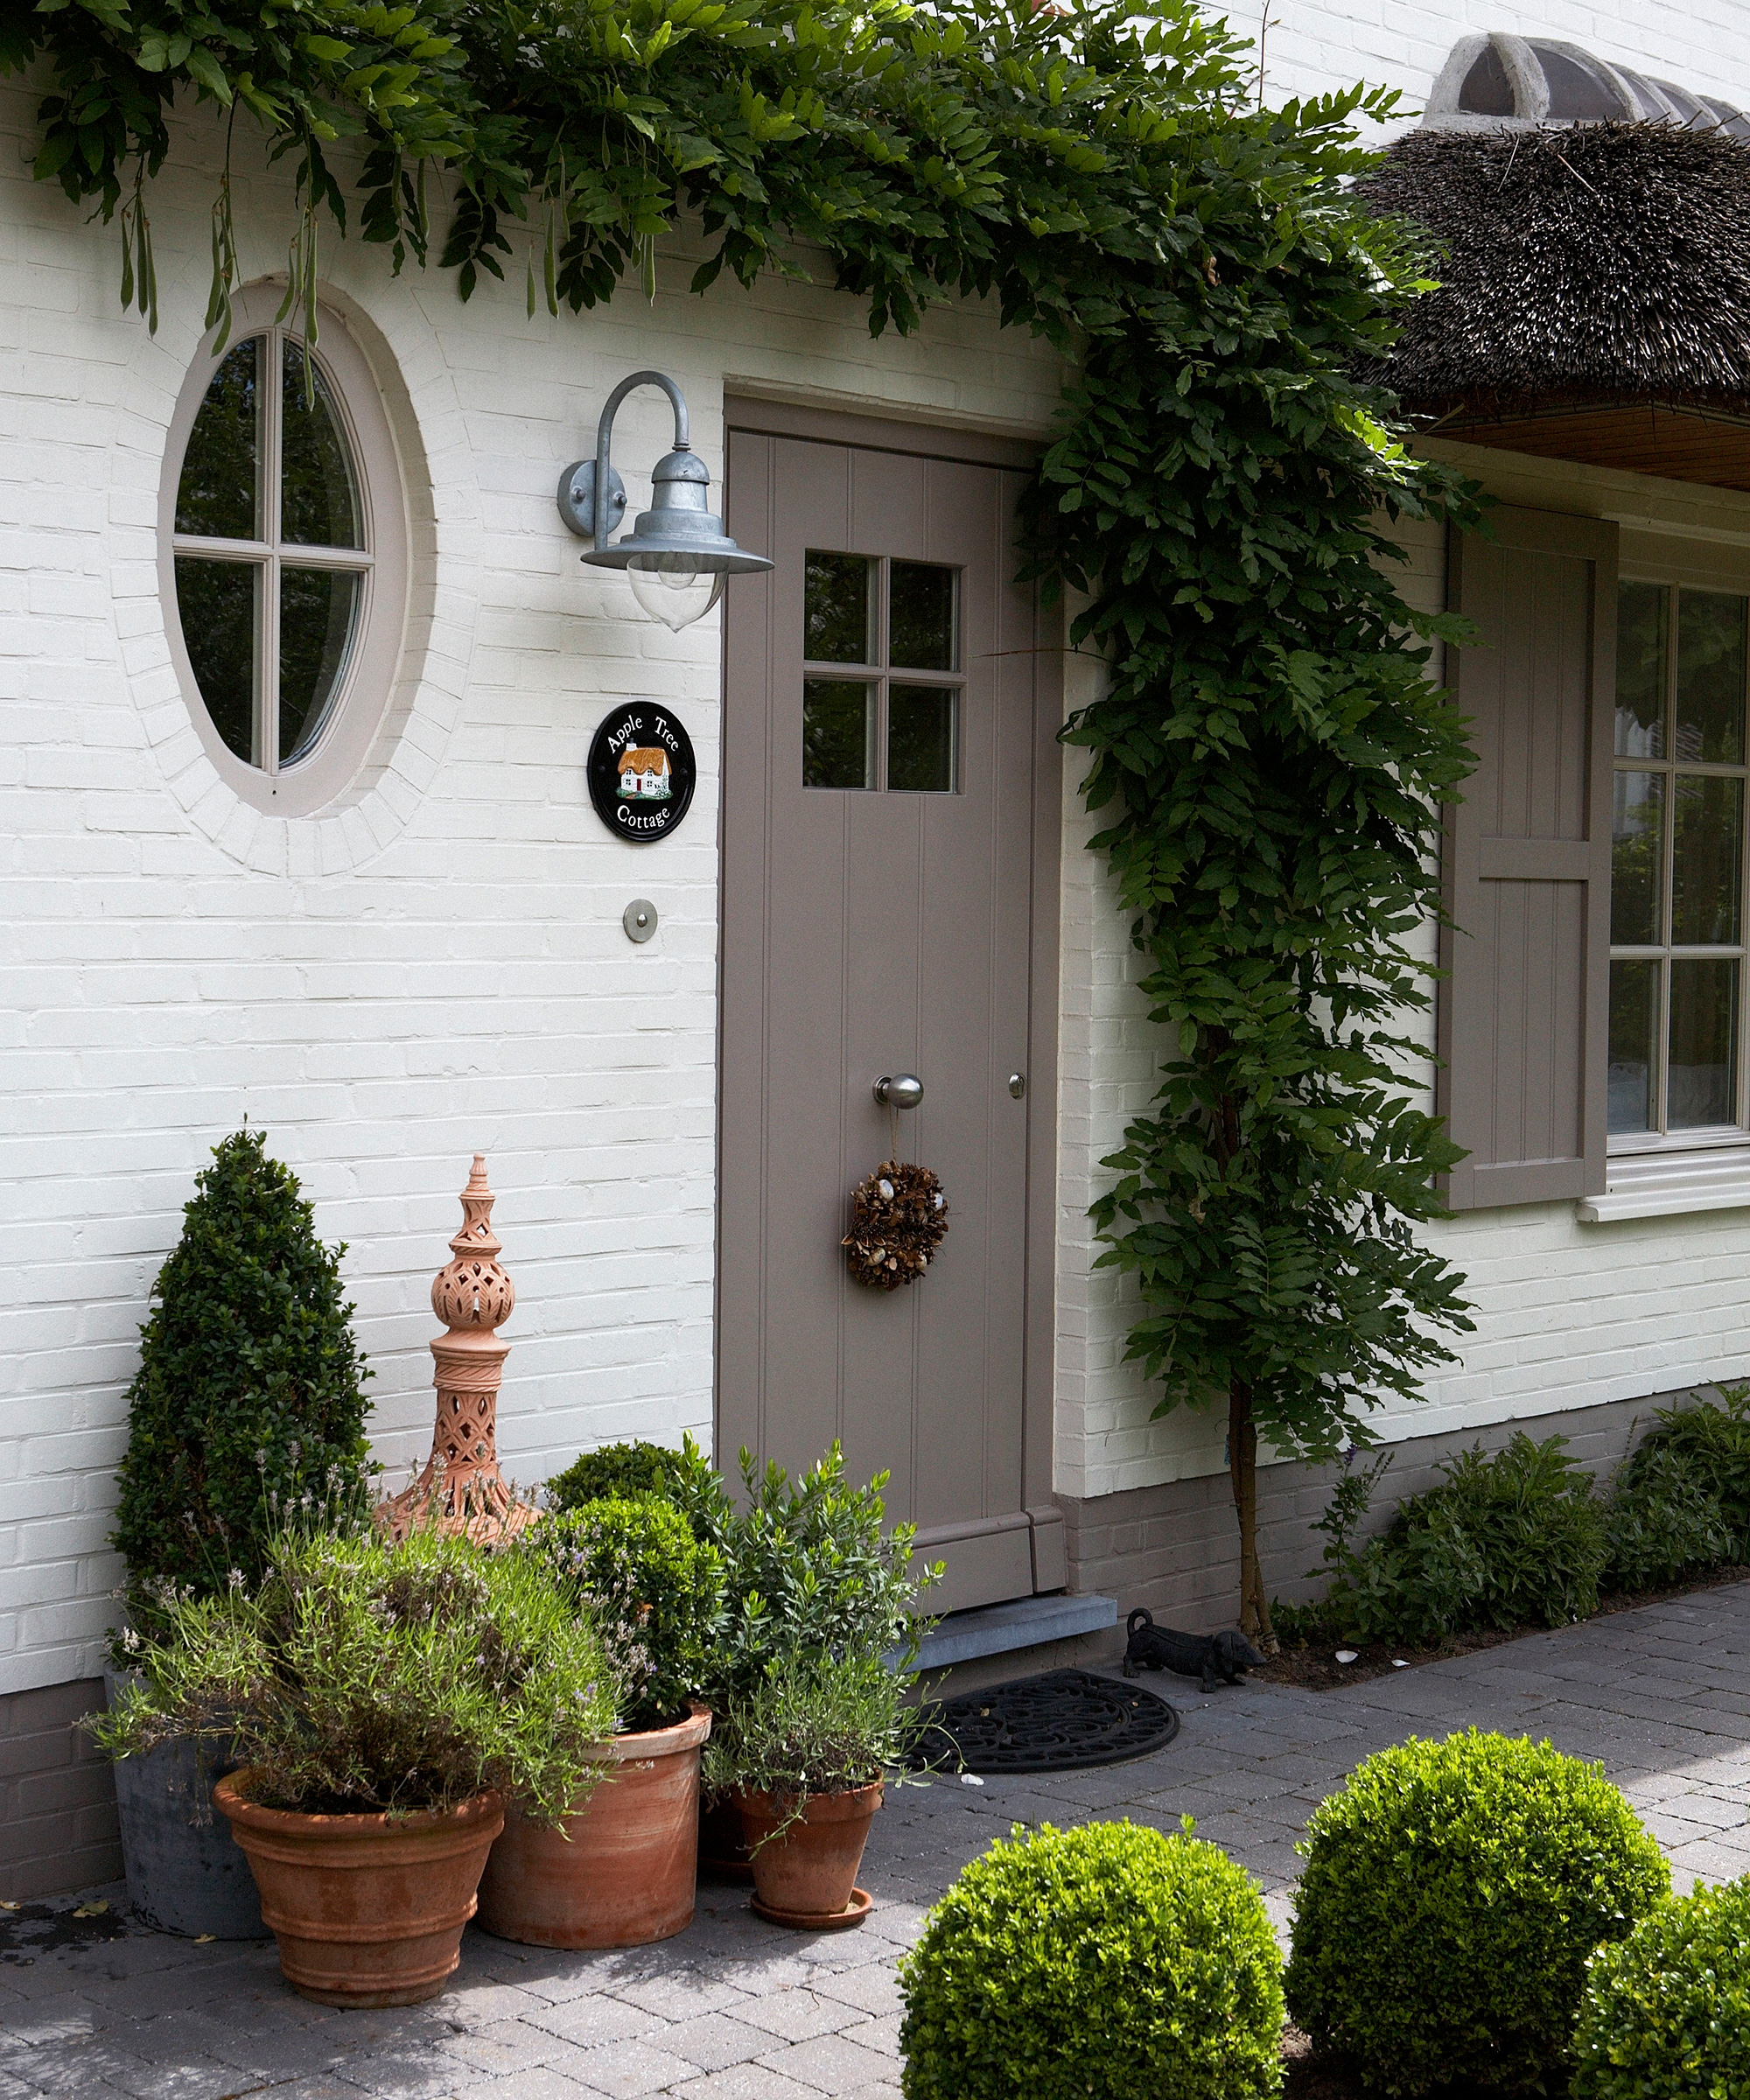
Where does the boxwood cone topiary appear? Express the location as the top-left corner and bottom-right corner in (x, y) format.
(899, 1819), (1284, 2100)
(1285, 1730), (1670, 2096)
(112, 1129), (371, 1621)
(1572, 1872), (1750, 2100)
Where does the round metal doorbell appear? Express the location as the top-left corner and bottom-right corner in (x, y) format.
(586, 705), (697, 844)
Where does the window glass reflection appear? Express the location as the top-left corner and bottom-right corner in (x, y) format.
(281, 342), (362, 549)
(890, 561), (956, 671)
(175, 557), (260, 763)
(889, 686), (957, 793)
(805, 553), (873, 665)
(1671, 774), (1743, 947)
(177, 338), (262, 542)
(1610, 771), (1662, 946)
(1669, 956), (1738, 1128)
(803, 680), (875, 788)
(1615, 581), (1666, 758)
(1607, 959), (1658, 1134)
(1676, 590), (1746, 764)
(279, 568), (360, 763)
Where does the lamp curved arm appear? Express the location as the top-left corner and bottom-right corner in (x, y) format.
(594, 370), (690, 544)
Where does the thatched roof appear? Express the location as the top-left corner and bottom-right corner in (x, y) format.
(1359, 122), (1750, 421)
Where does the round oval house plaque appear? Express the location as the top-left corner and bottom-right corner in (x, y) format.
(585, 705), (697, 844)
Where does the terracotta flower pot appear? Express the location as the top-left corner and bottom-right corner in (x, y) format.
(740, 1780), (883, 1924)
(475, 1704), (711, 1950)
(214, 1772), (503, 2008)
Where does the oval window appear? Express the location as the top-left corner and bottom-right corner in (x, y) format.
(161, 290), (407, 813)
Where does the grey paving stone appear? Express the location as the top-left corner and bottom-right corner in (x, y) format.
(522, 1993), (664, 2048)
(660, 2012), (774, 2073)
(730, 1988), (864, 2043)
(564, 2037), (701, 2096)
(668, 2068), (824, 2100)
(754, 2030), (899, 2095)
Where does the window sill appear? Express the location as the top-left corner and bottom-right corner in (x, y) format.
(1578, 1146), (1750, 1222)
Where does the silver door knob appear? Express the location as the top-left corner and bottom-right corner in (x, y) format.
(873, 1074), (924, 1110)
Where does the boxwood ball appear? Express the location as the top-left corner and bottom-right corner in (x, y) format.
(899, 1819), (1284, 2100)
(1285, 1729), (1669, 2096)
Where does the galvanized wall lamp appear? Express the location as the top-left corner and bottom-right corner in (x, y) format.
(556, 370), (772, 631)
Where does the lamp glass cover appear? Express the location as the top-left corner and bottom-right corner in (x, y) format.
(626, 553), (723, 632)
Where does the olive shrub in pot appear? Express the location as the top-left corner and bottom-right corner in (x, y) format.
(707, 1650), (929, 1927)
(104, 1130), (374, 1938)
(675, 1438), (941, 1897)
(94, 1526), (614, 2006)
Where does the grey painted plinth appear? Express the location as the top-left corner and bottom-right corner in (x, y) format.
(908, 1592), (1117, 1670)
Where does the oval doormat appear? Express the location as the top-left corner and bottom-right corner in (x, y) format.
(914, 1667), (1180, 1774)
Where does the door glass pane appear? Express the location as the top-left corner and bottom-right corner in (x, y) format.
(1669, 956), (1738, 1128)
(174, 556), (259, 763)
(889, 685), (958, 793)
(805, 553), (872, 664)
(1676, 590), (1746, 763)
(1615, 581), (1667, 757)
(279, 568), (360, 764)
(1610, 771), (1663, 945)
(282, 342), (363, 549)
(175, 337), (262, 542)
(1670, 774), (1743, 945)
(1608, 960), (1658, 1134)
(890, 561), (956, 671)
(803, 680), (875, 788)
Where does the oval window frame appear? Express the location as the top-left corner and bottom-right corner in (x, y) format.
(158, 284), (410, 817)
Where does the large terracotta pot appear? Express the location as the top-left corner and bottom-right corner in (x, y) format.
(741, 1780), (883, 1924)
(475, 1704), (710, 1949)
(214, 1772), (503, 2007)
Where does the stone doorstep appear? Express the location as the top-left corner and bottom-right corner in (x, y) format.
(897, 1593), (1117, 1673)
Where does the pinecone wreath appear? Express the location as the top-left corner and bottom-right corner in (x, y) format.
(843, 1160), (948, 1290)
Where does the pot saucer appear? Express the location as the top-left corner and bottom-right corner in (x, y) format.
(750, 1885), (873, 1932)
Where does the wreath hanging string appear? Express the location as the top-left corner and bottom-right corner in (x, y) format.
(844, 1159), (948, 1290)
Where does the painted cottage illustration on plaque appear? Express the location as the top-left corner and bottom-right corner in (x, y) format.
(619, 746), (672, 799)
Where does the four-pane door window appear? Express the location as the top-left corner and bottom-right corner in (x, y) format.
(1609, 581), (1750, 1137)
(802, 550), (961, 792)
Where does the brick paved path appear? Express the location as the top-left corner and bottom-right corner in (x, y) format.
(4, 1580), (1746, 2100)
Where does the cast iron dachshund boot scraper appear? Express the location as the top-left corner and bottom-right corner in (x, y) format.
(1123, 1608), (1264, 1692)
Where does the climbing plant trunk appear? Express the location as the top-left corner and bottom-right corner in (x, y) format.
(1228, 1378), (1277, 1652)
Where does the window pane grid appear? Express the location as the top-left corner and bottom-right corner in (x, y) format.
(1611, 578), (1750, 1140)
(172, 326), (369, 779)
(802, 552), (962, 794)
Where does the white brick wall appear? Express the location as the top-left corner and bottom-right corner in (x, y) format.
(0, 80), (1063, 1695)
(1260, 0), (1750, 135)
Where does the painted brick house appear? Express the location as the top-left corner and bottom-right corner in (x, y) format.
(8, 0), (1750, 1896)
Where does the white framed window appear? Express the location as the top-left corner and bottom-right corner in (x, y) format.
(1610, 577), (1750, 1147)
(159, 285), (407, 816)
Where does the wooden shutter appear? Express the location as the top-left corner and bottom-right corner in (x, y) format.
(1438, 505), (1616, 1209)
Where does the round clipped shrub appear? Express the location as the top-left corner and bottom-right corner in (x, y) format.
(516, 1493), (721, 1731)
(1285, 1730), (1669, 2096)
(899, 1819), (1284, 2100)
(546, 1439), (683, 1513)
(1573, 1873), (1750, 2100)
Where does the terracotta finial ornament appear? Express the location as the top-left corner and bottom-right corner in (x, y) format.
(378, 1155), (536, 1544)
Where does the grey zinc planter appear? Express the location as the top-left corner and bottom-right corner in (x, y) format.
(102, 1666), (265, 1939)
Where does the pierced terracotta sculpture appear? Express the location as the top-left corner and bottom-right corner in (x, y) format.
(377, 1155), (536, 1544)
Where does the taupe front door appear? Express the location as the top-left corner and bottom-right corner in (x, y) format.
(718, 406), (1061, 1614)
